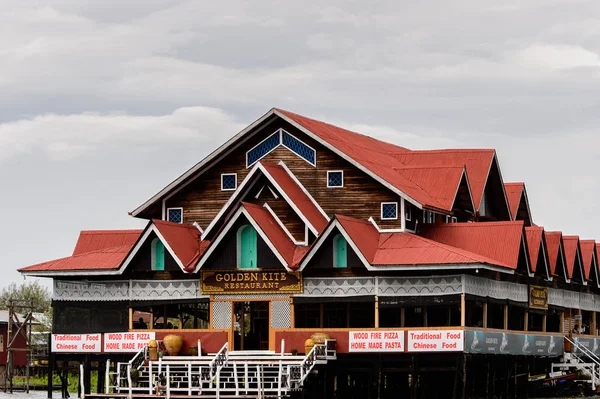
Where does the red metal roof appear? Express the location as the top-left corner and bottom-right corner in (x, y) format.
(392, 149), (496, 212)
(72, 229), (142, 255)
(504, 183), (524, 221)
(19, 245), (132, 272)
(335, 215), (511, 268)
(420, 221), (525, 270)
(242, 202), (300, 268)
(544, 231), (563, 277)
(562, 236), (581, 280)
(259, 161), (328, 233)
(525, 226), (543, 273)
(580, 240), (596, 282)
(152, 219), (208, 272)
(277, 109), (470, 213)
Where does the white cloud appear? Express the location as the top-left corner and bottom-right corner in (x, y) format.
(0, 106), (244, 162)
(515, 44), (600, 70)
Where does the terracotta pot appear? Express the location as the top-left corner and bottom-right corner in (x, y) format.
(163, 335), (184, 356)
(304, 338), (315, 355)
(310, 333), (330, 345)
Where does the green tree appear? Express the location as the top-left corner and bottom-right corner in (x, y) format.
(0, 280), (51, 313)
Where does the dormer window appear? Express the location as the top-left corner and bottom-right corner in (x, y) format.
(327, 171), (344, 188)
(167, 208), (183, 224)
(333, 234), (347, 268)
(423, 210), (435, 224)
(221, 173), (237, 191)
(381, 202), (398, 220)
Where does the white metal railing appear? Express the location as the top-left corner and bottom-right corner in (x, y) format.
(553, 336), (600, 390)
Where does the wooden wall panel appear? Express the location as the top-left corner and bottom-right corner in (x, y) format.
(165, 119), (402, 231)
(247, 188), (306, 242)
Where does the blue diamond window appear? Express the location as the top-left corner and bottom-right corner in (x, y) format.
(282, 131), (316, 165)
(247, 132), (281, 167)
(381, 203), (398, 220)
(167, 208), (183, 223)
(328, 171), (343, 187)
(222, 174), (237, 191)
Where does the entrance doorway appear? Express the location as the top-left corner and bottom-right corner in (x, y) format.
(233, 301), (269, 351)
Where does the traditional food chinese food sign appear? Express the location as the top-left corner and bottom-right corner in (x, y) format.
(201, 270), (302, 294)
(529, 285), (548, 310)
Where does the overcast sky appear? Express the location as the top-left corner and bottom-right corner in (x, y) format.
(2, 0), (600, 289)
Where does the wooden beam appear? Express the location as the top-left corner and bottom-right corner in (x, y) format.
(128, 308), (133, 330)
(400, 308), (405, 328)
(290, 297), (295, 328)
(542, 314), (547, 333)
(460, 295), (466, 327)
(524, 311), (528, 332)
(482, 303), (488, 328)
(320, 303), (324, 328)
(503, 305), (508, 330)
(560, 311), (565, 334)
(592, 311), (597, 335)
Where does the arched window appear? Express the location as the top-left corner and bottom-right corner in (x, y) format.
(333, 234), (347, 268)
(151, 238), (165, 271)
(237, 225), (257, 269)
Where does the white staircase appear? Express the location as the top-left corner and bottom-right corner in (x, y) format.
(88, 339), (336, 399)
(552, 336), (600, 390)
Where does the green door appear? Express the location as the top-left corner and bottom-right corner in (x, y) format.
(240, 225), (257, 269)
(152, 238), (165, 271)
(334, 234), (347, 268)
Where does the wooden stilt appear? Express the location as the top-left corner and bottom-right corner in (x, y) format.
(460, 295), (466, 327)
(482, 303), (488, 328)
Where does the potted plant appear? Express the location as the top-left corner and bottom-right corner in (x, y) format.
(129, 369), (140, 387)
(290, 348), (298, 356)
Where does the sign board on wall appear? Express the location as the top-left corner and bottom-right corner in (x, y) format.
(349, 331), (404, 352)
(51, 334), (102, 353)
(103, 332), (156, 353)
(572, 337), (600, 356)
(529, 285), (548, 310)
(464, 330), (563, 357)
(201, 270), (302, 294)
(407, 330), (464, 352)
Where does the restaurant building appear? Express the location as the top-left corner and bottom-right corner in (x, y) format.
(19, 108), (600, 398)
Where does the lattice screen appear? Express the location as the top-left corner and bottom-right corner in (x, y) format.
(212, 301), (232, 329)
(271, 300), (292, 329)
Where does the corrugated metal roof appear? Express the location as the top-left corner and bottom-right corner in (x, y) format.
(392, 149), (496, 211)
(504, 183), (524, 221)
(242, 202), (298, 267)
(562, 236), (581, 280)
(525, 226), (543, 273)
(259, 161), (328, 233)
(420, 221), (525, 270)
(19, 245), (132, 272)
(72, 229), (142, 255)
(152, 219), (207, 272)
(336, 215), (511, 268)
(580, 239), (596, 282)
(544, 231), (563, 277)
(277, 109), (472, 212)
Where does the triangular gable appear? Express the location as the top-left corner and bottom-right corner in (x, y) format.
(299, 215), (515, 273)
(504, 183), (533, 226)
(545, 231), (569, 282)
(580, 240), (599, 286)
(119, 220), (209, 274)
(393, 166), (475, 214)
(196, 202), (305, 272)
(563, 236), (586, 284)
(525, 227), (550, 280)
(202, 161), (328, 240)
(420, 221), (530, 275)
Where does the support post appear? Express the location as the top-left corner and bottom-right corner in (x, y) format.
(290, 297), (295, 328)
(524, 311), (529, 331)
(375, 296), (380, 328)
(401, 308), (405, 327)
(129, 307), (133, 330)
(460, 295), (466, 327)
(592, 311), (597, 335)
(542, 314), (547, 332)
(47, 336), (53, 399)
(503, 305), (509, 330)
(560, 311), (565, 334)
(319, 303), (324, 328)
(482, 303), (488, 328)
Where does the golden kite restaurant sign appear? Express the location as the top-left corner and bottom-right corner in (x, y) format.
(201, 270), (302, 294)
(529, 285), (548, 310)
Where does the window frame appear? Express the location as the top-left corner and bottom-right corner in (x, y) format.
(221, 173), (238, 191)
(326, 170), (344, 188)
(381, 202), (399, 220)
(405, 204), (412, 221)
(166, 207), (184, 224)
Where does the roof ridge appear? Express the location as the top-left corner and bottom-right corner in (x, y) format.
(392, 165), (466, 171)
(80, 229), (143, 234)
